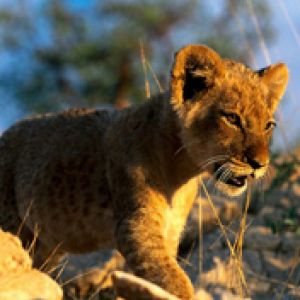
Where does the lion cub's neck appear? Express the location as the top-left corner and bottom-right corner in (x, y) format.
(139, 93), (200, 190)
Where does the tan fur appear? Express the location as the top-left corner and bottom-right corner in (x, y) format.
(0, 45), (288, 299)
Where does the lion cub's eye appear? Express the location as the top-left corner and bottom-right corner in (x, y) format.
(221, 111), (242, 129)
(265, 120), (276, 131)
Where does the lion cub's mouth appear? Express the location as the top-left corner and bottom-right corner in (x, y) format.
(216, 172), (247, 188)
(214, 163), (249, 196)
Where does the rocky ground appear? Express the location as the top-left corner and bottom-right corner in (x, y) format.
(1, 152), (300, 299)
(58, 152), (300, 299)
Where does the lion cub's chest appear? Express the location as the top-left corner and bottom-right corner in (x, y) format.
(164, 177), (198, 248)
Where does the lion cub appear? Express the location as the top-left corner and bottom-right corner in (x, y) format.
(0, 45), (288, 299)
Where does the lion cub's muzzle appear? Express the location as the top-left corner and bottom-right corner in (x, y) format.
(245, 155), (269, 180)
(214, 157), (268, 197)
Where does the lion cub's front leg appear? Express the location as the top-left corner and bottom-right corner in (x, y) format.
(115, 207), (194, 300)
(108, 165), (194, 300)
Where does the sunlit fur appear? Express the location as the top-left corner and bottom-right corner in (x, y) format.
(0, 45), (288, 300)
(171, 45), (289, 197)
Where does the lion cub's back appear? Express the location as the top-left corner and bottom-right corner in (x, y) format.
(5, 108), (113, 169)
(1, 108), (117, 250)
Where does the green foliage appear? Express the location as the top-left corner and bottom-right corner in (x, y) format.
(0, 0), (274, 113)
(269, 153), (300, 192)
(266, 206), (300, 234)
(263, 153), (300, 234)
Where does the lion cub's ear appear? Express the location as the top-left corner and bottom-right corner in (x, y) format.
(170, 45), (223, 110)
(258, 63), (289, 112)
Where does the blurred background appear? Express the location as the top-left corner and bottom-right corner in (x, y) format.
(0, 0), (298, 151)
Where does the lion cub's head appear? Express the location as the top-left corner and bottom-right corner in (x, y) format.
(170, 45), (288, 196)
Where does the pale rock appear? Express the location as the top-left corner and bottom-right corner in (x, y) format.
(247, 278), (271, 293)
(194, 288), (213, 300)
(0, 230), (31, 275)
(0, 270), (62, 300)
(211, 287), (251, 300)
(0, 229), (62, 300)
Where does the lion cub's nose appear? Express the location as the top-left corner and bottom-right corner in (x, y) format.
(245, 144), (269, 170)
(246, 156), (268, 170)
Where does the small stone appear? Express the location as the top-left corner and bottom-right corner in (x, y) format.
(285, 287), (300, 300)
(247, 278), (271, 293)
(194, 288), (213, 300)
(292, 183), (300, 196)
(281, 232), (300, 252)
(259, 206), (283, 224)
(211, 287), (251, 300)
(242, 250), (263, 274)
(244, 226), (281, 250)
(262, 251), (290, 281)
(278, 196), (292, 209)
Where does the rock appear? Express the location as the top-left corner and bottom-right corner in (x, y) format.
(0, 270), (63, 300)
(0, 229), (62, 300)
(261, 250), (300, 284)
(0, 230), (31, 275)
(112, 271), (180, 300)
(212, 287), (251, 300)
(244, 226), (281, 251)
(278, 196), (292, 209)
(259, 206), (284, 224)
(201, 256), (246, 294)
(262, 251), (290, 281)
(281, 232), (300, 252)
(246, 278), (270, 294)
(64, 251), (124, 299)
(194, 288), (213, 300)
(283, 287), (300, 300)
(292, 182), (300, 196)
(242, 250), (263, 274)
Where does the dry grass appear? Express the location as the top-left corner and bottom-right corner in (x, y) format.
(198, 177), (249, 297)
(139, 40), (151, 100)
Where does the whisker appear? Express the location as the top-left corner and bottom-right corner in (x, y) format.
(208, 164), (232, 194)
(216, 162), (229, 174)
(201, 157), (227, 167)
(200, 155), (229, 170)
(218, 168), (232, 184)
(211, 168), (232, 196)
(207, 164), (227, 186)
(174, 140), (202, 156)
